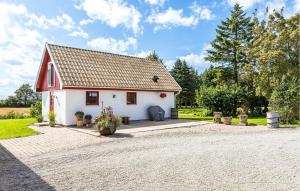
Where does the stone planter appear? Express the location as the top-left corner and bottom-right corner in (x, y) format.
(85, 119), (92, 127)
(77, 120), (83, 128)
(98, 126), (117, 136)
(49, 121), (55, 127)
(267, 112), (280, 128)
(239, 115), (248, 126)
(213, 112), (222, 124)
(224, 117), (232, 125)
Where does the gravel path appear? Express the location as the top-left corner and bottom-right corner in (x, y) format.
(1, 126), (300, 191)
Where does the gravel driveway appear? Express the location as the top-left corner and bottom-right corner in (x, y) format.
(1, 126), (300, 191)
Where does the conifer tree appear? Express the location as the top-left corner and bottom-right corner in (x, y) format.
(205, 3), (254, 85)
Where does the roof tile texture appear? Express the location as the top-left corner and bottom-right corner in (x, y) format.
(47, 44), (182, 91)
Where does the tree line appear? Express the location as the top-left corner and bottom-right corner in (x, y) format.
(0, 84), (41, 107)
(147, 4), (299, 123)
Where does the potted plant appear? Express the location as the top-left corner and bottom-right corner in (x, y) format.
(95, 107), (122, 136)
(75, 111), (84, 128)
(223, 116), (232, 125)
(160, 93), (167, 98)
(85, 114), (92, 127)
(213, 112), (222, 123)
(48, 112), (56, 127)
(237, 107), (248, 126)
(36, 115), (43, 123)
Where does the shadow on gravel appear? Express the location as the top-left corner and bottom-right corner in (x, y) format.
(108, 133), (134, 138)
(0, 144), (56, 191)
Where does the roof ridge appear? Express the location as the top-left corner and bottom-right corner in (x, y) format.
(46, 42), (156, 62)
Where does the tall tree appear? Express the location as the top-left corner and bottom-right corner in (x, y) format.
(205, 3), (254, 85)
(251, 10), (299, 122)
(251, 10), (300, 98)
(146, 51), (165, 66)
(15, 83), (35, 106)
(170, 59), (200, 107)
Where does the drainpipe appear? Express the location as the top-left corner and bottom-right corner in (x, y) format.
(174, 91), (181, 108)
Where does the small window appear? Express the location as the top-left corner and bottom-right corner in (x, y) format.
(47, 63), (55, 86)
(127, 92), (137, 105)
(86, 91), (99, 105)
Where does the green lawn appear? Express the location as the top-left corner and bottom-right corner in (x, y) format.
(179, 114), (267, 125)
(0, 118), (39, 140)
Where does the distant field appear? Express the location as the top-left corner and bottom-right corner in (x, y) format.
(0, 108), (30, 115)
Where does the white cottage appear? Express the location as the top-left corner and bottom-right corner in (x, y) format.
(35, 43), (182, 126)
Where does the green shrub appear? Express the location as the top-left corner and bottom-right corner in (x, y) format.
(48, 112), (56, 122)
(36, 115), (43, 122)
(269, 76), (300, 124)
(197, 85), (238, 116)
(179, 108), (210, 116)
(30, 101), (42, 117)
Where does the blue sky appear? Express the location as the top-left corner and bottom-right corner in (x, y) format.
(0, 0), (298, 99)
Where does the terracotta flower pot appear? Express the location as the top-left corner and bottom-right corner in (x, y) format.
(49, 121), (55, 127)
(224, 117), (232, 125)
(98, 126), (117, 136)
(239, 115), (248, 126)
(85, 119), (91, 127)
(213, 112), (222, 124)
(77, 120), (83, 128)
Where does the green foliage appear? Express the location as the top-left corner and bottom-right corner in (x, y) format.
(0, 118), (38, 139)
(36, 115), (43, 123)
(0, 83), (41, 107)
(197, 85), (239, 116)
(96, 107), (121, 133)
(200, 66), (235, 87)
(178, 108), (210, 116)
(0, 111), (31, 119)
(48, 112), (56, 122)
(269, 76), (300, 124)
(236, 107), (245, 115)
(179, 111), (267, 125)
(30, 101), (42, 117)
(252, 11), (300, 98)
(146, 51), (165, 66)
(205, 3), (255, 85)
(170, 59), (200, 107)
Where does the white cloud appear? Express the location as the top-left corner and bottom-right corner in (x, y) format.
(134, 50), (152, 58)
(0, 2), (46, 98)
(147, 4), (214, 31)
(227, 0), (263, 9)
(165, 44), (212, 71)
(190, 2), (215, 20)
(265, 0), (285, 11)
(295, 0), (300, 12)
(144, 0), (166, 6)
(70, 28), (89, 39)
(88, 37), (137, 54)
(79, 18), (94, 25)
(26, 12), (75, 31)
(0, 2), (87, 98)
(76, 0), (142, 35)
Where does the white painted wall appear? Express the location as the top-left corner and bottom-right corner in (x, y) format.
(53, 90), (66, 125)
(61, 89), (175, 126)
(42, 90), (66, 125)
(42, 91), (49, 121)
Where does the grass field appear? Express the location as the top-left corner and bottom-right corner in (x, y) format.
(0, 118), (38, 140)
(0, 107), (30, 115)
(179, 114), (267, 125)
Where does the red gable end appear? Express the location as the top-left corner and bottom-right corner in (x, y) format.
(35, 48), (61, 92)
